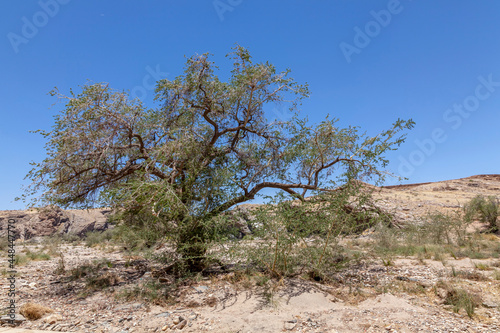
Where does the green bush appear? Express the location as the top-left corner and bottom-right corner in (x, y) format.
(373, 209), (473, 259)
(84, 229), (115, 247)
(112, 221), (165, 252)
(223, 182), (384, 280)
(443, 287), (481, 318)
(26, 250), (50, 261)
(14, 254), (29, 265)
(464, 195), (499, 233)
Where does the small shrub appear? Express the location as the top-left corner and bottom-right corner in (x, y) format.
(464, 195), (499, 233)
(474, 262), (490, 271)
(382, 258), (393, 266)
(69, 264), (94, 280)
(86, 272), (121, 290)
(19, 302), (53, 320)
(69, 259), (119, 291)
(60, 233), (81, 243)
(41, 237), (61, 256)
(84, 229), (114, 248)
(26, 250), (50, 261)
(14, 254), (29, 265)
(443, 287), (481, 318)
(422, 212), (470, 246)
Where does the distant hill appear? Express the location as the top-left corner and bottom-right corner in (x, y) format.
(1, 175), (498, 240)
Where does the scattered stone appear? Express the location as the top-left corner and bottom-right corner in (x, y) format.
(155, 312), (171, 318)
(43, 313), (63, 325)
(185, 300), (201, 308)
(436, 288), (448, 299)
(482, 301), (498, 308)
(177, 319), (188, 330)
(284, 320), (297, 330)
(205, 296), (217, 307)
(0, 314), (26, 325)
(193, 285), (209, 293)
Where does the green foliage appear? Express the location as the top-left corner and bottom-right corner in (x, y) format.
(443, 287), (480, 318)
(14, 254), (29, 265)
(464, 195), (499, 233)
(26, 250), (50, 261)
(422, 212), (470, 246)
(69, 258), (114, 283)
(84, 229), (115, 248)
(373, 204), (500, 263)
(13, 249), (50, 266)
(110, 211), (167, 252)
(223, 180), (383, 279)
(22, 45), (414, 271)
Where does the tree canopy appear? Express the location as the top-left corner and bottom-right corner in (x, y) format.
(22, 46), (414, 269)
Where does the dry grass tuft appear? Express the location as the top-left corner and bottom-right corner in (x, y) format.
(19, 302), (54, 320)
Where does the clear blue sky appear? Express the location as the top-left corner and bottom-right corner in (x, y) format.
(1, 0), (499, 209)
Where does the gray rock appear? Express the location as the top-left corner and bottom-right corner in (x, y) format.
(177, 319), (188, 330)
(284, 321), (297, 330)
(482, 301), (498, 308)
(226, 206), (256, 237)
(0, 313), (26, 325)
(192, 285), (209, 293)
(0, 206), (112, 240)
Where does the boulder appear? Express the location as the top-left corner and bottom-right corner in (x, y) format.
(0, 313), (26, 325)
(0, 206), (112, 240)
(226, 205), (256, 238)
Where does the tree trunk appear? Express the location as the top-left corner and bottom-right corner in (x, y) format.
(177, 224), (208, 272)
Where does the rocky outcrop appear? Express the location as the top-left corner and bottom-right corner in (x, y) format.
(0, 206), (112, 241)
(228, 205), (255, 237)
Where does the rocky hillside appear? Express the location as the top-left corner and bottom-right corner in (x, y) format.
(0, 206), (111, 241)
(375, 174), (500, 222)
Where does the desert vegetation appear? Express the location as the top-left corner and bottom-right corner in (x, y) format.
(21, 45), (414, 273)
(7, 47), (499, 331)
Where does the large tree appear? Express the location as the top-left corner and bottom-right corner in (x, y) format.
(23, 46), (414, 270)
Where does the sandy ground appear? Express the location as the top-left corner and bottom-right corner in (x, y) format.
(0, 242), (499, 332)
